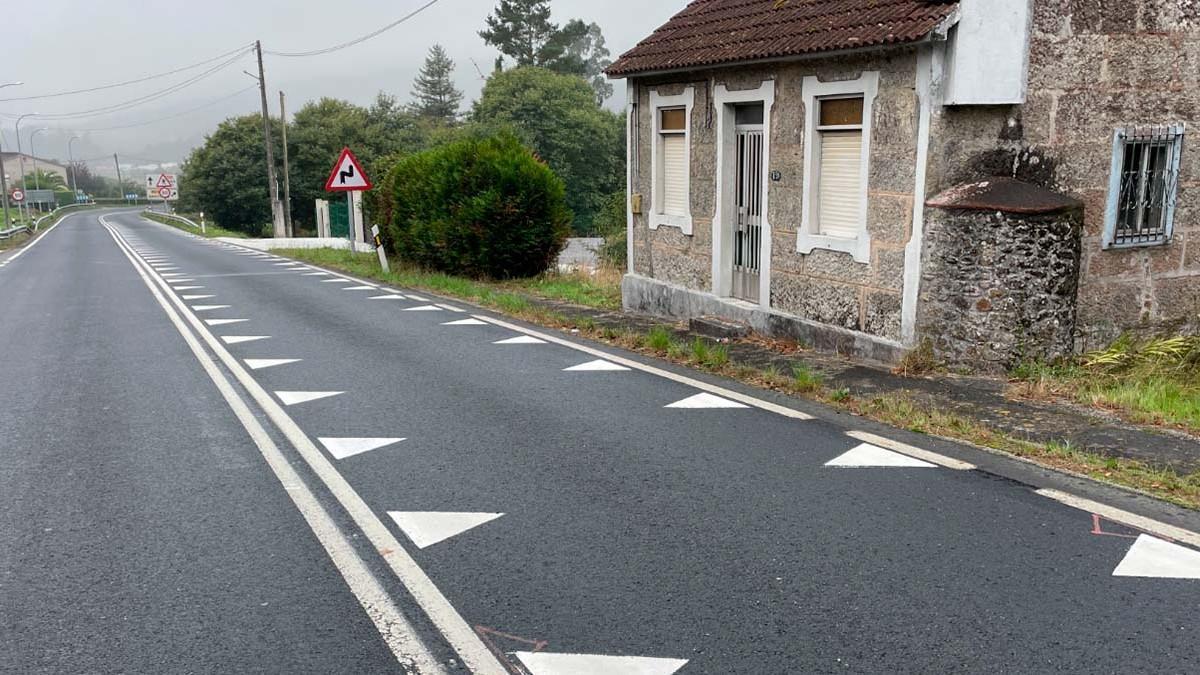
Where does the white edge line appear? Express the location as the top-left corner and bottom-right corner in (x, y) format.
(100, 217), (447, 674)
(472, 314), (815, 421)
(0, 209), (81, 267)
(102, 215), (506, 675)
(845, 430), (975, 471)
(1035, 488), (1200, 549)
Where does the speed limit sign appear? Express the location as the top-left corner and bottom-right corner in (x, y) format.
(10, 188), (24, 203)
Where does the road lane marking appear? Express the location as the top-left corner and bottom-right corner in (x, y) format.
(665, 392), (748, 409)
(344, 285), (377, 291)
(103, 218), (450, 674)
(205, 318), (248, 326)
(371, 295), (408, 300)
(322, 279), (353, 283)
(245, 358), (301, 370)
(0, 210), (88, 271)
(407, 294), (429, 301)
(513, 652), (688, 675)
(387, 512), (504, 549)
(1035, 489), (1200, 548)
(443, 319), (488, 326)
(181, 295), (215, 300)
(564, 359), (630, 372)
(277, 391), (345, 406)
(1112, 534), (1200, 579)
(306, 272), (333, 276)
(192, 305), (232, 312)
(494, 336), (545, 345)
(173, 286), (204, 291)
(319, 437), (406, 460)
(404, 305), (444, 312)
(471, 315), (815, 421)
(435, 304), (466, 312)
(825, 443), (937, 468)
(845, 431), (975, 471)
(222, 335), (271, 345)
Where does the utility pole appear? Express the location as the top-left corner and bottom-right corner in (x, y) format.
(279, 90), (293, 237)
(113, 153), (124, 203)
(68, 136), (80, 198)
(0, 132), (11, 226)
(254, 41), (285, 238)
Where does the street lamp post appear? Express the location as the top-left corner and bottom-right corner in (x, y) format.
(68, 136), (81, 199)
(30, 128), (47, 192)
(0, 84), (18, 224)
(15, 114), (39, 222)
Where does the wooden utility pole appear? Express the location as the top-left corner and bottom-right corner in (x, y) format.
(279, 90), (293, 237)
(254, 40), (284, 237)
(113, 153), (125, 202)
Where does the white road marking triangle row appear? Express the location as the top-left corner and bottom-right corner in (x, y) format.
(276, 391), (344, 406)
(404, 305), (443, 312)
(494, 336), (545, 345)
(564, 359), (630, 372)
(387, 511), (503, 549)
(513, 652), (688, 675)
(1112, 534), (1200, 579)
(443, 318), (487, 326)
(322, 279), (352, 283)
(436, 304), (466, 312)
(168, 279), (195, 284)
(825, 443), (937, 468)
(344, 285), (377, 291)
(192, 305), (231, 312)
(371, 295), (407, 300)
(665, 393), (747, 409)
(205, 318), (247, 326)
(222, 335), (270, 345)
(407, 295), (429, 301)
(244, 358), (301, 370)
(305, 272), (331, 276)
(160, 273), (185, 278)
(319, 437), (404, 460)
(181, 295), (215, 300)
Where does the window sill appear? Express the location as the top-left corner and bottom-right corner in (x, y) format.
(650, 212), (694, 235)
(1101, 238), (1171, 250)
(797, 231), (870, 263)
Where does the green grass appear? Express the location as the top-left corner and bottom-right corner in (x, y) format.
(143, 212), (248, 239)
(645, 326), (673, 353)
(792, 364), (825, 393)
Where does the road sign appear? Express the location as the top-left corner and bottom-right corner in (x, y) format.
(146, 173), (178, 200)
(10, 189), (23, 203)
(324, 147), (372, 192)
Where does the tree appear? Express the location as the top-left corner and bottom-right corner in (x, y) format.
(547, 20), (613, 104)
(67, 161), (101, 194)
(178, 114), (281, 233)
(410, 45), (463, 122)
(22, 169), (66, 190)
(472, 67), (624, 234)
(479, 0), (557, 68)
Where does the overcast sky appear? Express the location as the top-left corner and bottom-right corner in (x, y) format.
(1, 0), (681, 175)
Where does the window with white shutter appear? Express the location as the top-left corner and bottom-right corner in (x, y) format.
(659, 107), (688, 216)
(799, 73), (878, 263)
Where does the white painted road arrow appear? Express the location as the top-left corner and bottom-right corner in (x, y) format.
(1113, 534), (1200, 579)
(513, 652), (688, 675)
(825, 443), (937, 468)
(319, 437), (405, 460)
(387, 511), (504, 549)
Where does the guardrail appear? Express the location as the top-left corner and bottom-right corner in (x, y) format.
(0, 203), (97, 240)
(148, 210), (206, 233)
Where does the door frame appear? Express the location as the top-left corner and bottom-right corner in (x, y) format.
(712, 80), (775, 308)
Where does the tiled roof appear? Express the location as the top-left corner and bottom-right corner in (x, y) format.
(607, 0), (958, 77)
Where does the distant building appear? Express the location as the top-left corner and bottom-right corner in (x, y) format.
(607, 0), (1199, 370)
(1, 152), (70, 186)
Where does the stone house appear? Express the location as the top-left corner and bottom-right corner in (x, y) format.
(606, 0), (1200, 370)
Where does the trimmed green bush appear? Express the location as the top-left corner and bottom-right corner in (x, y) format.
(384, 131), (572, 279)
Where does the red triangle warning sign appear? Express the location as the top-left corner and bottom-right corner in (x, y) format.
(325, 147), (372, 192)
(156, 174), (173, 188)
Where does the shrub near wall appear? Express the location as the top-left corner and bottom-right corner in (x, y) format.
(385, 132), (572, 279)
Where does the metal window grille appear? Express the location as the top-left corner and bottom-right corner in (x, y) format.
(1106, 124), (1185, 248)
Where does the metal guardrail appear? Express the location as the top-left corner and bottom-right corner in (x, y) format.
(148, 210), (205, 232)
(0, 203), (96, 240)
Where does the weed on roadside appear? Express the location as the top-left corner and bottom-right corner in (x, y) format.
(792, 364), (824, 393)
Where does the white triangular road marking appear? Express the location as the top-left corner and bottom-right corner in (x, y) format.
(1113, 534), (1200, 579)
(244, 358), (301, 370)
(322, 279), (353, 283)
(406, 294), (429, 301)
(665, 393), (748, 409)
(181, 295), (215, 300)
(205, 318), (248, 326)
(436, 304), (466, 312)
(319, 437), (405, 460)
(191, 305), (231, 312)
(443, 319), (488, 326)
(825, 443), (937, 468)
(564, 359), (631, 372)
(160, 273), (185, 278)
(305, 272), (331, 276)
(276, 391), (344, 406)
(513, 652), (689, 675)
(222, 335), (270, 345)
(494, 336), (545, 345)
(387, 511), (503, 549)
(173, 286), (204, 291)
(370, 295), (408, 300)
(404, 305), (444, 312)
(344, 285), (377, 291)
(168, 279), (195, 284)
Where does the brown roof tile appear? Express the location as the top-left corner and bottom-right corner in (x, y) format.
(607, 0), (958, 77)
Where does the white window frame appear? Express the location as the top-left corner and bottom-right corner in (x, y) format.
(649, 87), (695, 234)
(1102, 124), (1186, 249)
(798, 72), (878, 263)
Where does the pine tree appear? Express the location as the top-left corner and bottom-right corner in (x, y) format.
(478, 0), (557, 67)
(410, 45), (463, 122)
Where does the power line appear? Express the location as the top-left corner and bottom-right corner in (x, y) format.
(265, 0), (442, 57)
(0, 43), (255, 102)
(72, 85), (258, 132)
(0, 49), (251, 122)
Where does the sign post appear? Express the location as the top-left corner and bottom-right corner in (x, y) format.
(324, 147), (373, 252)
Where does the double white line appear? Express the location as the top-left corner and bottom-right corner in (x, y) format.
(101, 216), (507, 675)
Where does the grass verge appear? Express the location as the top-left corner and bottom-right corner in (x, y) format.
(278, 246), (1200, 509)
(143, 212), (248, 239)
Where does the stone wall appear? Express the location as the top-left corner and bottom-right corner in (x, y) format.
(918, 183), (1084, 372)
(627, 50), (918, 345)
(927, 0), (1200, 348)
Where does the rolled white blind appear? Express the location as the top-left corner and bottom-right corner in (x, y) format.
(817, 130), (863, 238)
(662, 134), (687, 215)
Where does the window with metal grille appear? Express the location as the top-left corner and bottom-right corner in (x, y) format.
(1104, 124), (1185, 248)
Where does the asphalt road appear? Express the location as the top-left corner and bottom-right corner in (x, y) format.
(2, 209), (1199, 674)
